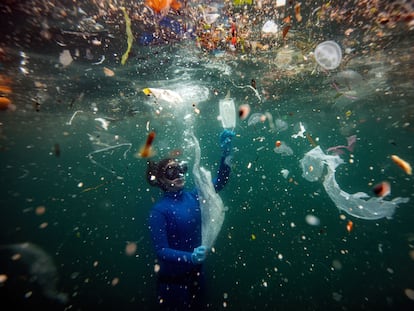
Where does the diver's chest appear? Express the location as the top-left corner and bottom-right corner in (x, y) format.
(168, 196), (200, 225)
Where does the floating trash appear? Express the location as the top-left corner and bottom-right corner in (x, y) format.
(59, 49), (73, 67)
(391, 154), (412, 175)
(333, 70), (363, 90)
(136, 131), (156, 158)
(219, 92), (236, 129)
(314, 41), (342, 70)
(346, 220), (354, 232)
(189, 131), (226, 248)
(274, 141), (293, 156)
(247, 113), (266, 126)
(238, 104), (251, 120)
(87, 131), (132, 175)
(280, 169), (289, 179)
(291, 122), (306, 139)
(0, 242), (68, 304)
(94, 118), (110, 131)
(143, 87), (183, 104)
(275, 118), (288, 132)
(204, 13), (220, 25)
(327, 135), (357, 155)
(262, 20), (279, 35)
(372, 181), (391, 198)
(300, 146), (409, 220)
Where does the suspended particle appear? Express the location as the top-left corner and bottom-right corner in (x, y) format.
(125, 242), (137, 256)
(35, 206), (46, 215)
(305, 214), (320, 226)
(404, 288), (414, 301)
(111, 277), (120, 286)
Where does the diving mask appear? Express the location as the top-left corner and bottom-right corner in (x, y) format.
(162, 161), (188, 180)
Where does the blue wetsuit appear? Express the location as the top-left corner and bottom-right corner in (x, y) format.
(148, 155), (231, 310)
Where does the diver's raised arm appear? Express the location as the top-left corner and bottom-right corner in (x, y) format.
(213, 129), (235, 192)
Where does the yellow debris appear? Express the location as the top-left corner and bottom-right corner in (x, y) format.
(121, 7), (133, 65)
(142, 88), (152, 96)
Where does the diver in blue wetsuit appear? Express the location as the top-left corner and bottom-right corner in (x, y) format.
(146, 129), (235, 311)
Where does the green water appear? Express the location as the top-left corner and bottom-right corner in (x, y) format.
(1, 1), (414, 310)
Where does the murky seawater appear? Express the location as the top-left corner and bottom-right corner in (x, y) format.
(1, 1), (414, 310)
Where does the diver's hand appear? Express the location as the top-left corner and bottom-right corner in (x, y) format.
(220, 129), (235, 156)
(191, 245), (207, 264)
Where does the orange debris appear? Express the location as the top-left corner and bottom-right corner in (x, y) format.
(0, 85), (12, 94)
(346, 220), (354, 233)
(136, 131), (156, 158)
(283, 16), (291, 24)
(282, 25), (291, 40)
(103, 67), (115, 77)
(0, 97), (11, 110)
(145, 0), (181, 14)
(391, 155), (412, 175)
(295, 3), (302, 22)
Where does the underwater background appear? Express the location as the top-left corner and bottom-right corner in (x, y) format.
(1, 0), (414, 310)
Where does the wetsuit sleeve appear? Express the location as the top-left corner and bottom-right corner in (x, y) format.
(213, 155), (231, 192)
(149, 208), (195, 265)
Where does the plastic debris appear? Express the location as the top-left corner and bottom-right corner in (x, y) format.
(327, 135), (356, 155)
(59, 49), (73, 67)
(0, 243), (68, 304)
(94, 118), (110, 130)
(276, 0), (286, 7)
(120, 7), (133, 65)
(87, 131), (132, 175)
(291, 122), (306, 138)
(136, 131), (156, 158)
(391, 154), (412, 175)
(103, 67), (115, 77)
(275, 118), (288, 132)
(247, 113), (266, 126)
(281, 169), (289, 179)
(346, 220), (354, 232)
(204, 13), (220, 25)
(300, 146), (410, 220)
(66, 110), (83, 125)
(189, 131), (226, 248)
(219, 92), (236, 129)
(314, 41), (342, 70)
(294, 3), (302, 22)
(233, 0), (253, 6)
(143, 87), (184, 104)
(262, 20), (279, 35)
(145, 0), (181, 14)
(274, 141), (293, 156)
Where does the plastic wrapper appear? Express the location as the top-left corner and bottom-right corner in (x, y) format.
(189, 132), (226, 248)
(300, 146), (409, 219)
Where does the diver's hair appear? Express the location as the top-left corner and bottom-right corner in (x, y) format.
(146, 158), (174, 189)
